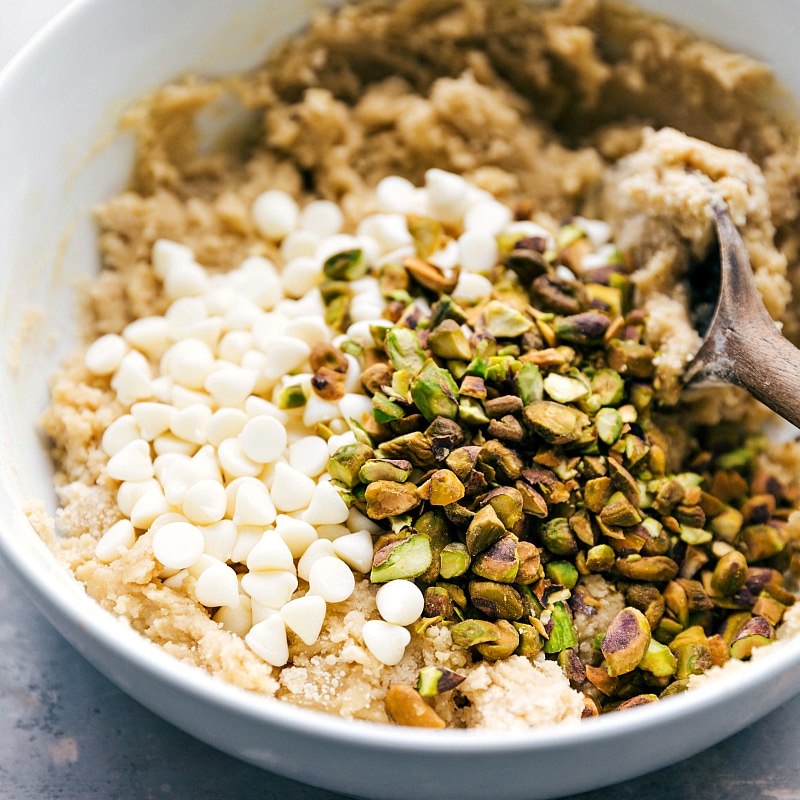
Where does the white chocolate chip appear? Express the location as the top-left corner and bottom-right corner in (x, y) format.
(274, 515), (318, 559)
(201, 519), (237, 562)
(280, 229), (320, 261)
(280, 594), (327, 646)
(301, 481), (349, 525)
(152, 239), (195, 279)
(152, 521), (205, 570)
(270, 462), (316, 512)
(204, 366), (258, 408)
(241, 570), (298, 609)
(245, 614), (289, 666)
(361, 619), (411, 666)
(332, 529), (374, 574)
(375, 580), (425, 626)
(163, 338), (215, 390)
(131, 402), (176, 442)
(206, 407), (248, 447)
(218, 437), (262, 479)
(288, 435), (329, 477)
(95, 519), (137, 563)
(299, 200), (344, 238)
(463, 198), (512, 236)
(246, 531), (296, 573)
(231, 480), (277, 527)
(85, 334), (129, 376)
(213, 595), (252, 637)
(106, 439), (154, 482)
(117, 477), (160, 517)
(307, 556), (355, 603)
(296, 538), (336, 582)
(282, 256), (322, 299)
(457, 230), (499, 274)
(181, 478), (227, 525)
(111, 350), (154, 405)
(164, 260), (208, 300)
(252, 190), (299, 241)
(195, 561), (240, 608)
(238, 415), (287, 464)
(122, 316), (172, 361)
(169, 403), (212, 445)
(130, 487), (171, 530)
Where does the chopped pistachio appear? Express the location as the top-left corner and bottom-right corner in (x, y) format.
(590, 369), (625, 407)
(469, 580), (525, 621)
(522, 401), (591, 445)
(606, 339), (655, 379)
(601, 607), (651, 676)
(541, 518), (578, 557)
(543, 601), (578, 654)
(545, 560), (579, 589)
(424, 469), (465, 506)
(386, 328), (426, 373)
(328, 443), (375, 488)
(365, 480), (422, 520)
(596, 407), (623, 445)
(450, 618), (502, 648)
(276, 383), (307, 409)
(324, 248), (368, 281)
(472, 536), (520, 583)
(710, 506), (744, 542)
(403, 255), (459, 293)
(458, 397), (490, 426)
(465, 505), (506, 556)
(711, 550), (749, 595)
(416, 666), (465, 697)
(513, 622), (543, 657)
(586, 544), (616, 573)
(480, 487), (524, 530)
(378, 431), (436, 467)
(459, 375), (487, 399)
(638, 638), (678, 677)
(439, 542), (471, 579)
(543, 373), (589, 403)
(423, 586), (454, 618)
(600, 491), (643, 527)
(408, 217), (444, 259)
(584, 476), (613, 513)
(475, 619), (521, 661)
(742, 524), (785, 561)
(371, 534), (432, 582)
(428, 320), (473, 361)
(729, 616), (775, 659)
(516, 362), (544, 405)
(410, 359), (459, 422)
(359, 458), (413, 484)
(553, 312), (611, 345)
(385, 685), (446, 729)
(372, 392), (406, 423)
(484, 300), (534, 337)
(674, 643), (713, 679)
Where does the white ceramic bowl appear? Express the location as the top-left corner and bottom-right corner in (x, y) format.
(2, 2), (800, 798)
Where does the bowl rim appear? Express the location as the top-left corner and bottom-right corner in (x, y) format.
(1, 0), (800, 759)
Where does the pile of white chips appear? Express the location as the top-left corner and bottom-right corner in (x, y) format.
(87, 168), (612, 668)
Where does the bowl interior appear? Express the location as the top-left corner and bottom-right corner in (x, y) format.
(2, 1), (800, 798)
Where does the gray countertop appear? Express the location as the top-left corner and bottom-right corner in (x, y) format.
(1, 551), (799, 800)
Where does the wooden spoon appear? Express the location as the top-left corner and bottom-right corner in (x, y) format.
(684, 202), (800, 428)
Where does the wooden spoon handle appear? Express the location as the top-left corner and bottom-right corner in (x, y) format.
(688, 204), (800, 429)
(728, 323), (800, 430)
